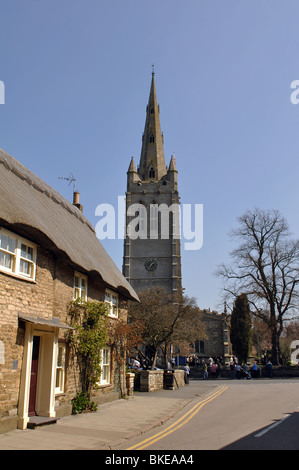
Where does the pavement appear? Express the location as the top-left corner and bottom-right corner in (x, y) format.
(0, 380), (218, 451)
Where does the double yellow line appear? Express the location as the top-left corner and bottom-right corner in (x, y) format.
(126, 385), (228, 450)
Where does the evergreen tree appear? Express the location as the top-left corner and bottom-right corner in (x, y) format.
(230, 293), (252, 363)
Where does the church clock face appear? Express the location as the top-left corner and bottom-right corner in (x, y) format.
(144, 258), (157, 271)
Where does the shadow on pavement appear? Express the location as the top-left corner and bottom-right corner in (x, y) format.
(221, 411), (299, 450)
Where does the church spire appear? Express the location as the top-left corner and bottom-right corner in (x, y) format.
(138, 71), (167, 181)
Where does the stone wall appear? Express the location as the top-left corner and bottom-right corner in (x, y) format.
(139, 370), (164, 392)
(126, 372), (135, 396)
(0, 240), (128, 431)
(0, 247), (55, 421)
(137, 369), (185, 392)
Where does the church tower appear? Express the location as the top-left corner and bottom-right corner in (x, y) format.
(122, 72), (182, 298)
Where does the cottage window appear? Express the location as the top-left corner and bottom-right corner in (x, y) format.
(55, 343), (66, 394)
(105, 289), (118, 318)
(19, 244), (34, 277)
(99, 347), (111, 385)
(74, 272), (88, 302)
(0, 228), (36, 280)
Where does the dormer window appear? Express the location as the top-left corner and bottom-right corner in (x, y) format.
(150, 107), (154, 114)
(148, 166), (155, 179)
(149, 134), (155, 143)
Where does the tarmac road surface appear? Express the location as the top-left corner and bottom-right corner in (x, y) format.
(119, 379), (299, 451)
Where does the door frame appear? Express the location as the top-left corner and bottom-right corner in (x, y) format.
(18, 322), (58, 430)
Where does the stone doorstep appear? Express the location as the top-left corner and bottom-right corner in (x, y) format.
(27, 416), (59, 429)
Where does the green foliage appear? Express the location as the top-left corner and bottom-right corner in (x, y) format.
(71, 392), (97, 414)
(230, 293), (252, 363)
(68, 299), (109, 401)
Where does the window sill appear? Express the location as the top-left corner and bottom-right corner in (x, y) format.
(96, 383), (112, 389)
(0, 269), (37, 284)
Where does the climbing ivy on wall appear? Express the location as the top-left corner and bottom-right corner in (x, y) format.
(68, 299), (109, 411)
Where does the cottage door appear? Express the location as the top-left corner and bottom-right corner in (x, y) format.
(28, 336), (40, 416)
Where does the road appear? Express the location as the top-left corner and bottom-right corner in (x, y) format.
(120, 378), (299, 451)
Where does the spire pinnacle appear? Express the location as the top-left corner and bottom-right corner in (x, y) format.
(128, 156), (137, 173)
(169, 154), (177, 172)
(138, 72), (167, 181)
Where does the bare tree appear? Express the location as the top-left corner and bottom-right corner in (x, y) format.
(127, 287), (204, 369)
(217, 208), (299, 364)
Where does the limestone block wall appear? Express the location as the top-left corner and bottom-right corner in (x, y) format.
(0, 241), (129, 430)
(0, 247), (56, 421)
(139, 369), (164, 392)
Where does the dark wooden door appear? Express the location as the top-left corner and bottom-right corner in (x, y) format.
(28, 336), (40, 416)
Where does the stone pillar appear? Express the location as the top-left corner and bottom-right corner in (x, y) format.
(139, 370), (164, 392)
(126, 373), (135, 396)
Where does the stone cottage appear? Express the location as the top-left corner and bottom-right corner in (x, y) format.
(0, 148), (138, 432)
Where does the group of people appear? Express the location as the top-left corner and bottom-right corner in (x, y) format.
(229, 359), (251, 379)
(128, 354), (274, 380)
(229, 358), (273, 379)
(201, 357), (223, 379)
(198, 356), (274, 380)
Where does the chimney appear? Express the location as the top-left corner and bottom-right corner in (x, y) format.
(73, 191), (83, 212)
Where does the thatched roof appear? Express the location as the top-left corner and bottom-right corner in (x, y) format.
(0, 148), (138, 301)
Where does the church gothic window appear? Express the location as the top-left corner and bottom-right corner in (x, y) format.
(148, 166), (155, 178)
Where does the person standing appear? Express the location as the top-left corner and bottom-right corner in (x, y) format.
(235, 363), (242, 379)
(266, 360), (273, 378)
(252, 361), (258, 378)
(203, 362), (208, 379)
(217, 360), (222, 378)
(210, 362), (217, 378)
(230, 361), (235, 379)
(183, 363), (190, 384)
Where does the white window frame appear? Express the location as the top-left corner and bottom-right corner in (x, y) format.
(74, 272), (88, 302)
(105, 289), (119, 318)
(98, 347), (111, 385)
(0, 227), (37, 281)
(55, 343), (66, 394)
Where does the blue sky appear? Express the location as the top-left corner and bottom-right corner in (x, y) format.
(1, 1), (299, 311)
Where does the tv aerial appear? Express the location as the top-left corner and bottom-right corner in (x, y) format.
(58, 173), (77, 192)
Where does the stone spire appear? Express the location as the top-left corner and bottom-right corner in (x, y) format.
(127, 156), (140, 184)
(128, 156), (137, 173)
(138, 71), (167, 181)
(168, 154), (177, 172)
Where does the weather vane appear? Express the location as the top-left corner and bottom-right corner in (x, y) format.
(58, 173), (76, 192)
